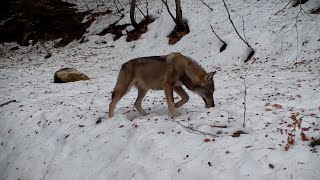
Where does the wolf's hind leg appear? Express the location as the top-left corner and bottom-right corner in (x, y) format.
(109, 86), (129, 118)
(134, 88), (148, 116)
(174, 86), (189, 108)
(109, 72), (132, 118)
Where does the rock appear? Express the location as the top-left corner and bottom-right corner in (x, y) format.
(54, 68), (89, 83)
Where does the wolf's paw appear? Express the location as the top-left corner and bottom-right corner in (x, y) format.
(141, 112), (150, 116)
(175, 102), (182, 108)
(170, 111), (181, 117)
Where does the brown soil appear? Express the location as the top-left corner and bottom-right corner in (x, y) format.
(311, 7), (320, 14)
(0, 0), (103, 47)
(98, 17), (154, 42)
(127, 17), (155, 42)
(0, 0), (191, 47)
(168, 23), (190, 45)
(98, 15), (130, 41)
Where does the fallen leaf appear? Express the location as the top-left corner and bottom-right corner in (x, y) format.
(300, 132), (309, 141)
(231, 130), (247, 137)
(272, 104), (283, 109)
(210, 125), (227, 128)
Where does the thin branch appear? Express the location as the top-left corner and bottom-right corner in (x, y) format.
(241, 16), (248, 43)
(160, 0), (177, 24)
(209, 25), (225, 44)
(136, 4), (147, 18)
(242, 61), (254, 128)
(145, 0), (149, 16)
(274, 0), (293, 15)
(210, 24), (227, 52)
(294, 2), (303, 59)
(40, 41), (51, 58)
(0, 100), (17, 108)
(175, 120), (218, 138)
(198, 0), (213, 11)
(87, 45), (115, 49)
(113, 0), (124, 14)
(222, 0), (254, 62)
(222, 0), (253, 50)
(243, 77), (247, 128)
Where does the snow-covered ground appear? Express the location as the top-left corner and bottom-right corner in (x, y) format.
(1, 0), (320, 179)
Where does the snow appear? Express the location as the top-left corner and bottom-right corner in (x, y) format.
(1, 0), (320, 180)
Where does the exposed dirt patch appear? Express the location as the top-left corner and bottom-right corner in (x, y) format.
(98, 15), (129, 41)
(231, 130), (247, 137)
(168, 23), (190, 45)
(0, 0), (108, 47)
(311, 7), (320, 14)
(127, 17), (154, 42)
(98, 17), (154, 42)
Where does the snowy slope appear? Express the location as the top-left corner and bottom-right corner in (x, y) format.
(1, 0), (320, 180)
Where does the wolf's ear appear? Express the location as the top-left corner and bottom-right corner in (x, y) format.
(205, 71), (216, 81)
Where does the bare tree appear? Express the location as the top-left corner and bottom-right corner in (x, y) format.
(161, 0), (186, 30)
(222, 0), (254, 62)
(21, 0), (34, 45)
(130, 0), (139, 28)
(175, 0), (185, 29)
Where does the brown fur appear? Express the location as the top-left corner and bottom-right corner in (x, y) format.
(108, 52), (216, 118)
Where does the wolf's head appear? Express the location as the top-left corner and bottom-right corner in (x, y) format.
(183, 61), (216, 108)
(194, 71), (216, 108)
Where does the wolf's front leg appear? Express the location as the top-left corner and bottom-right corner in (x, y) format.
(163, 83), (181, 117)
(174, 86), (189, 108)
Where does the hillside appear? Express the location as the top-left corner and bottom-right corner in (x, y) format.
(0, 0), (320, 179)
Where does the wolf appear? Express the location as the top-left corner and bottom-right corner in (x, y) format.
(108, 52), (216, 118)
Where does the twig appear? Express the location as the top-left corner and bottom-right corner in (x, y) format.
(0, 100), (17, 108)
(241, 16), (248, 43)
(210, 24), (227, 52)
(136, 4), (147, 18)
(242, 60), (254, 128)
(294, 2), (303, 59)
(145, 0), (149, 16)
(243, 77), (247, 128)
(209, 25), (225, 44)
(222, 0), (254, 62)
(40, 41), (51, 59)
(198, 0), (213, 11)
(160, 0), (177, 24)
(113, 0), (124, 14)
(175, 120), (218, 137)
(87, 45), (115, 49)
(274, 0), (293, 15)
(222, 0), (252, 50)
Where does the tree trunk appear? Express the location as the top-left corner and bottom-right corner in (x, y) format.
(175, 0), (185, 30)
(21, 0), (34, 45)
(130, 0), (139, 29)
